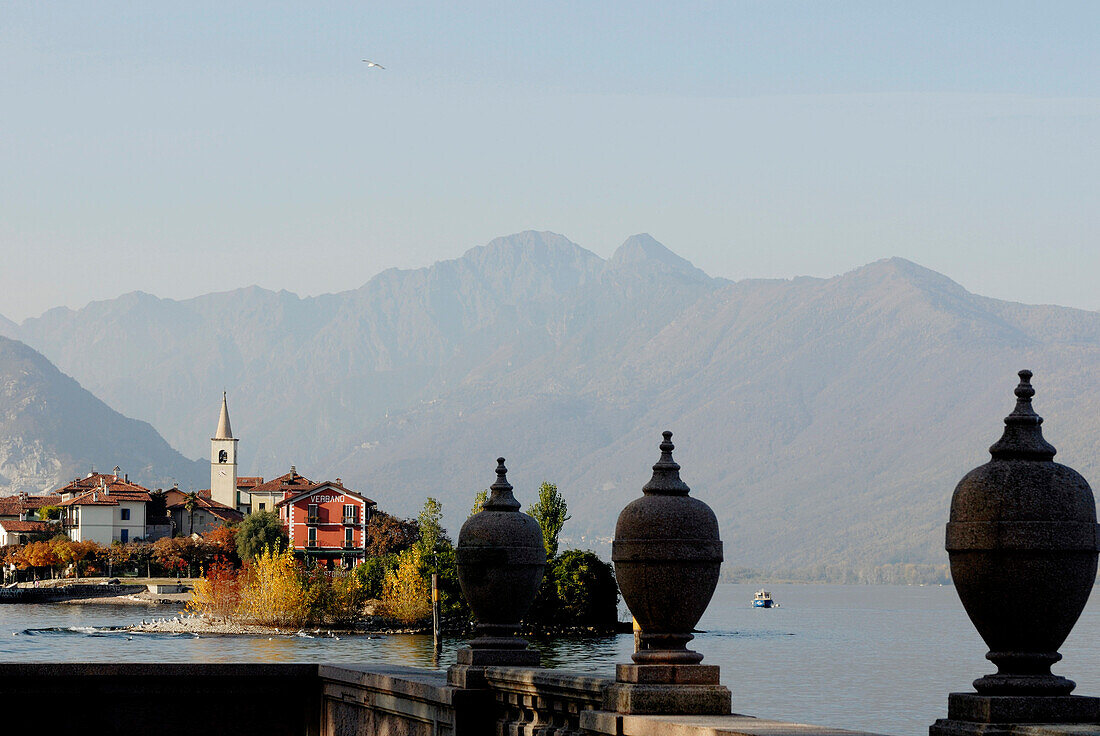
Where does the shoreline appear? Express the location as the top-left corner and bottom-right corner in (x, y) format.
(62, 592), (189, 607)
(126, 614), (429, 637)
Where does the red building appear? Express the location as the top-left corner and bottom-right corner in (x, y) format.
(275, 480), (375, 567)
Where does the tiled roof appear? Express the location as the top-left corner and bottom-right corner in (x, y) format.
(55, 473), (152, 498)
(0, 520), (55, 533)
(237, 477), (264, 488)
(248, 470), (315, 496)
(166, 494), (242, 523)
(275, 480), (376, 508)
(60, 492), (119, 507)
(0, 494), (62, 517)
(60, 486), (152, 507)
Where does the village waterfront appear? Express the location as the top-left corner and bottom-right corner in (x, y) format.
(4, 582), (1100, 736)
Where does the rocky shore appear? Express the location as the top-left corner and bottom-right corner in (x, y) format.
(62, 590), (191, 607)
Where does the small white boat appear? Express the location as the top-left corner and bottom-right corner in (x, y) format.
(752, 589), (776, 608)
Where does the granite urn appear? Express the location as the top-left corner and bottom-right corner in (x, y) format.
(608, 431), (730, 715)
(934, 370), (1100, 732)
(449, 457), (545, 686)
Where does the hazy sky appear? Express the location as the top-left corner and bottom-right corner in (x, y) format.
(2, 2), (1098, 321)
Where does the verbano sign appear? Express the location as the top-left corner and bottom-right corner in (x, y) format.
(311, 494), (345, 504)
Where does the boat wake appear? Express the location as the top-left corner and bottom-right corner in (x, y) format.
(20, 625), (130, 637)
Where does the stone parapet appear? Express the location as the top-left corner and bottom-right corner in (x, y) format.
(484, 666), (611, 735)
(581, 711), (890, 736)
(0, 583), (144, 603)
(319, 663), (493, 736)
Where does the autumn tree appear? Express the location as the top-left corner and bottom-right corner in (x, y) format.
(528, 481), (569, 559)
(153, 536), (191, 578)
(380, 546), (431, 624)
(469, 489), (488, 517)
(364, 513), (419, 557)
(127, 542), (155, 578)
(102, 542), (131, 577)
(205, 523), (239, 564)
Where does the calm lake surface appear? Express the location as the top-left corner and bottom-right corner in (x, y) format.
(4, 582), (1100, 736)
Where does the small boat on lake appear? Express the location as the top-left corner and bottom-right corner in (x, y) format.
(752, 589), (776, 608)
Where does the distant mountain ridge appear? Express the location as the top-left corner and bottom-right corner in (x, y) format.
(8, 232), (1100, 578)
(0, 336), (206, 495)
(0, 313), (16, 339)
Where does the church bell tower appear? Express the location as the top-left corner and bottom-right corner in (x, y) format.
(211, 392), (239, 510)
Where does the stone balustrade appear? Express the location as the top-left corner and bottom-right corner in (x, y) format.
(484, 667), (610, 736)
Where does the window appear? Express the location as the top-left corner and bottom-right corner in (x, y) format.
(120, 529), (129, 543)
(308, 503), (319, 523)
(120, 508), (130, 521)
(307, 527), (317, 546)
(258, 502), (266, 511)
(344, 527), (353, 546)
(218, 450), (228, 463)
(343, 504), (356, 523)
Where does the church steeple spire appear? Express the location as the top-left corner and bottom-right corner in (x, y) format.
(215, 391), (233, 439)
(211, 392), (240, 511)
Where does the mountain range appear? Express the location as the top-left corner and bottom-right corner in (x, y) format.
(5, 231), (1100, 578)
(0, 336), (205, 495)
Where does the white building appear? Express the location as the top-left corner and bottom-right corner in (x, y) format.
(59, 475), (151, 545)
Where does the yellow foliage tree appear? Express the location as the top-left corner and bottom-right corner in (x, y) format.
(235, 547), (316, 627)
(381, 546), (431, 624)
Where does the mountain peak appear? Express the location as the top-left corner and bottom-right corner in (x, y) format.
(606, 234), (711, 282)
(462, 230), (598, 263)
(841, 257), (969, 296)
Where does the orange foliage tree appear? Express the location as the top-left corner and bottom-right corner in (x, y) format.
(189, 556), (241, 619)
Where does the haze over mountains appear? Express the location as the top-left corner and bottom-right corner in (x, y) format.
(5, 231), (1100, 578)
(0, 336), (205, 494)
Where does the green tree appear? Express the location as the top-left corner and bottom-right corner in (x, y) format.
(354, 556), (393, 600)
(552, 550), (619, 628)
(469, 489), (488, 517)
(527, 482), (570, 559)
(417, 497), (444, 572)
(235, 511), (289, 562)
(147, 489), (168, 520)
(36, 504), (63, 521)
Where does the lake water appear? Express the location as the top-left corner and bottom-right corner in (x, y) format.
(4, 582), (1100, 736)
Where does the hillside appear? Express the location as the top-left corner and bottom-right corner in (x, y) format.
(10, 232), (1100, 577)
(0, 336), (206, 495)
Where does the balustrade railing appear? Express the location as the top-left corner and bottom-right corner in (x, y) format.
(484, 667), (609, 736)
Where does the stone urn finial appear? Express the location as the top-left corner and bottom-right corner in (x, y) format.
(934, 370), (1100, 733)
(607, 431), (730, 715)
(449, 456), (545, 688)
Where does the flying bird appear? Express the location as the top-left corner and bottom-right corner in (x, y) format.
(362, 60), (385, 69)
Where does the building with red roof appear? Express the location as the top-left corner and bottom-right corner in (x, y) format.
(247, 466), (314, 514)
(0, 493), (62, 522)
(162, 488), (243, 536)
(275, 480), (375, 567)
(0, 519), (55, 546)
(58, 472), (153, 545)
